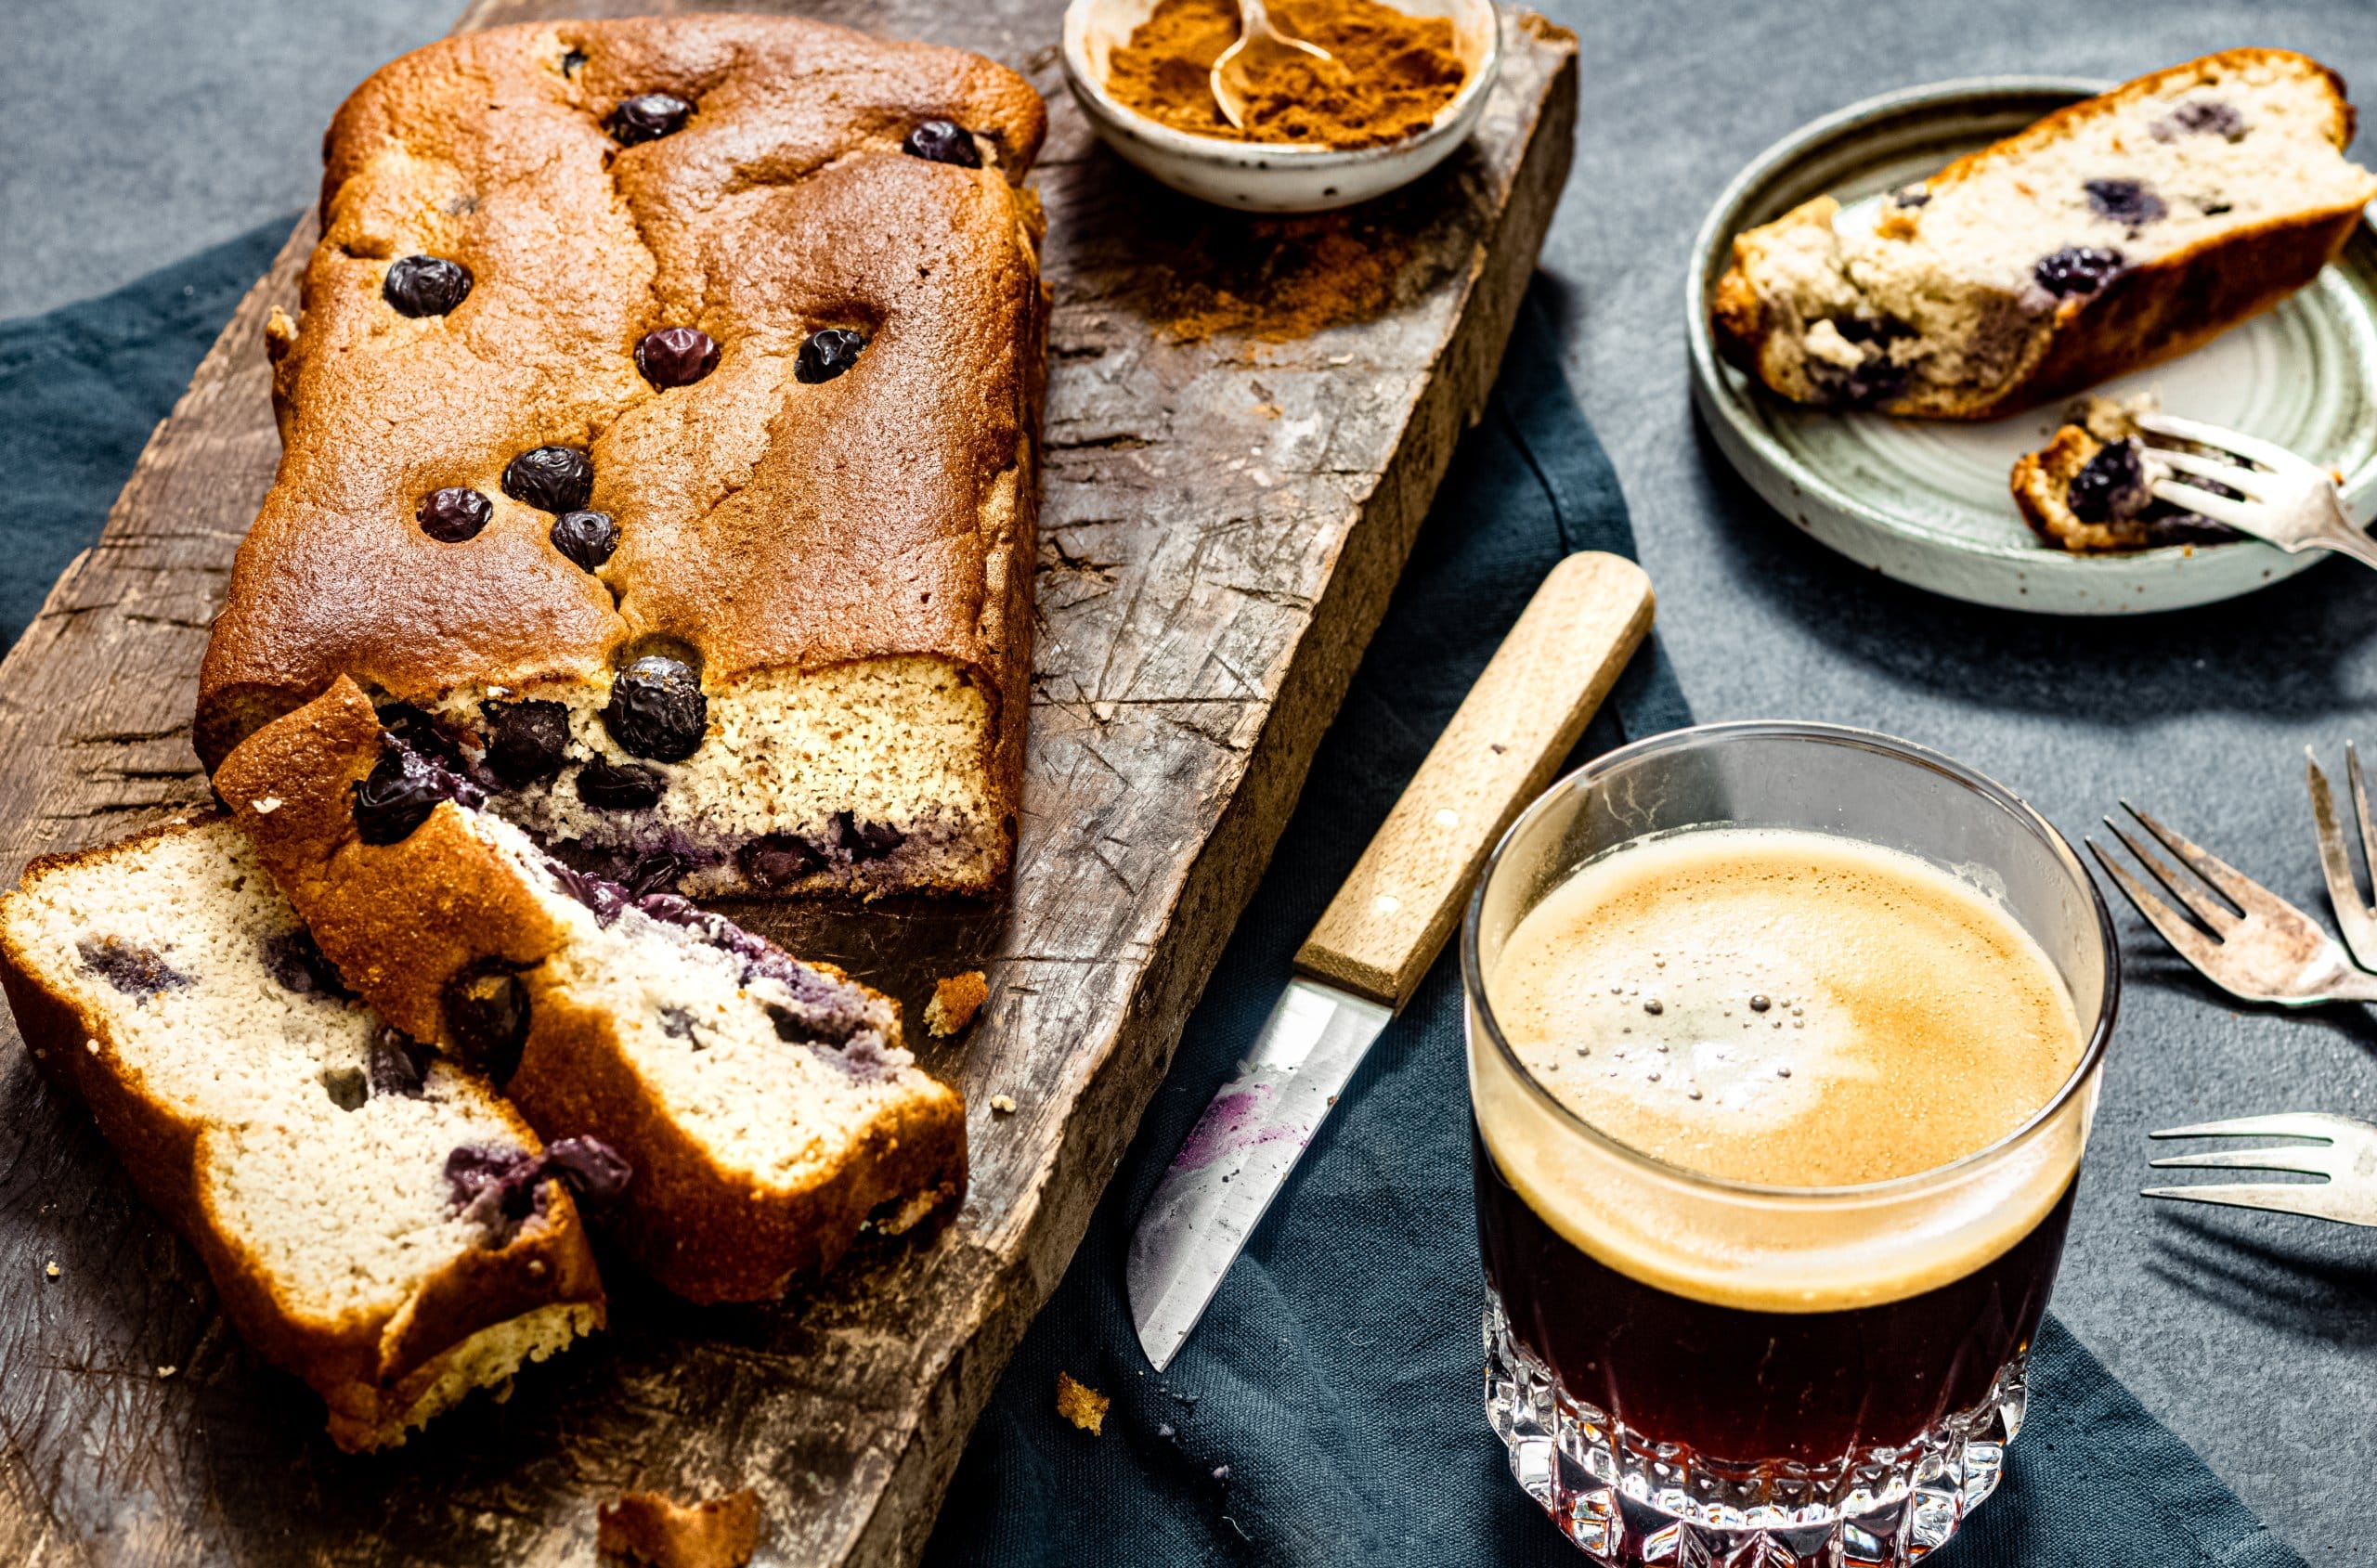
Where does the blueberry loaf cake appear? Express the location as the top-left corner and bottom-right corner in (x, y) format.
(196, 16), (1049, 900)
(216, 680), (968, 1304)
(0, 818), (607, 1450)
(1713, 50), (2377, 420)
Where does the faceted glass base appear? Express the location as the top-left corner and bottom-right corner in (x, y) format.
(1483, 1294), (2027, 1566)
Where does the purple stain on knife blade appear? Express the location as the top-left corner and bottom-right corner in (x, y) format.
(1171, 1084), (1304, 1171)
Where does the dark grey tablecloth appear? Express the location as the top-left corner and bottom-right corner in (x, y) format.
(8, 1), (2377, 1562)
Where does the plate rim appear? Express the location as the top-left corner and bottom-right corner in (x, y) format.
(1682, 72), (2355, 614)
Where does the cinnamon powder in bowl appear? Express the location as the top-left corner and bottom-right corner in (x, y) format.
(1061, 0), (1501, 213)
(1104, 0), (1468, 150)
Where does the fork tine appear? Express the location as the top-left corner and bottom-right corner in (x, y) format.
(2104, 822), (2240, 933)
(2348, 741), (2377, 889)
(2148, 447), (2282, 500)
(2086, 836), (2233, 979)
(2307, 748), (2367, 906)
(2134, 411), (2322, 476)
(2120, 803), (2291, 918)
(2152, 1111), (2366, 1141)
(2147, 479), (2269, 534)
(2149, 1147), (2336, 1176)
(2140, 1182), (2375, 1226)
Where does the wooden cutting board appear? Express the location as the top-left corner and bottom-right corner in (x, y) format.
(0, 4), (1577, 1562)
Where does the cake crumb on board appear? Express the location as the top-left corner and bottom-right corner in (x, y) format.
(925, 971), (990, 1036)
(1056, 1371), (1109, 1435)
(990, 1095), (1018, 1115)
(595, 1488), (761, 1568)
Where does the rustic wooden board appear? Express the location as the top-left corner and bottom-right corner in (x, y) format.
(0, 5), (1577, 1563)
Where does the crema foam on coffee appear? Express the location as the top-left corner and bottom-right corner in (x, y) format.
(1488, 827), (2084, 1187)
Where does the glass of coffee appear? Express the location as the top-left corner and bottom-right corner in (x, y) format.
(1464, 722), (2115, 1567)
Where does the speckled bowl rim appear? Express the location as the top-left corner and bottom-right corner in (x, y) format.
(1059, 0), (1502, 170)
(1684, 73), (2377, 614)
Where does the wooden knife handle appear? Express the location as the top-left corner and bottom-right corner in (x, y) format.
(1292, 552), (1655, 1009)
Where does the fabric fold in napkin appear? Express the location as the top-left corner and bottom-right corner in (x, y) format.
(922, 285), (2306, 1568)
(0, 227), (2305, 1568)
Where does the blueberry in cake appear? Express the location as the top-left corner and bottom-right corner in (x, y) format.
(216, 680), (968, 1304)
(0, 818), (608, 1450)
(1713, 50), (2377, 419)
(2010, 395), (2239, 551)
(198, 16), (1050, 900)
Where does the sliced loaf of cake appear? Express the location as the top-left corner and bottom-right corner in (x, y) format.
(1713, 49), (2377, 419)
(215, 679), (968, 1304)
(0, 817), (606, 1450)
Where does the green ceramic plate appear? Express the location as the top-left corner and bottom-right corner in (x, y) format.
(1686, 77), (2377, 615)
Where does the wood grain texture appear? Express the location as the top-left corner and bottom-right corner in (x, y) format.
(0, 5), (1578, 1564)
(1294, 552), (1652, 1007)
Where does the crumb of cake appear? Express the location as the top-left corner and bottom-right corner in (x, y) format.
(1056, 1371), (1110, 1435)
(2010, 392), (2238, 551)
(991, 1094), (1018, 1114)
(595, 1488), (761, 1568)
(44, 1262), (58, 1280)
(157, 1366), (176, 1379)
(926, 971), (990, 1036)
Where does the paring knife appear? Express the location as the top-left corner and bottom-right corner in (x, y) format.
(1127, 551), (1656, 1372)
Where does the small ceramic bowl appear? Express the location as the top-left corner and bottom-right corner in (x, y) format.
(1060, 0), (1500, 214)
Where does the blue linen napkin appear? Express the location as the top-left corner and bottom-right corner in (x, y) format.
(0, 227), (2306, 1568)
(0, 220), (293, 650)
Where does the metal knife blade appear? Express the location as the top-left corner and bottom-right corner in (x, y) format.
(1127, 976), (1393, 1373)
(1122, 551), (1656, 1373)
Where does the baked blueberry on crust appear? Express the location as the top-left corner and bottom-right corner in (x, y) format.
(383, 255), (473, 317)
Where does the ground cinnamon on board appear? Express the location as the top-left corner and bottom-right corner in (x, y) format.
(1105, 0), (1466, 149)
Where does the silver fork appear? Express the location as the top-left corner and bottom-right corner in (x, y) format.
(2133, 411), (2377, 571)
(2085, 802), (2377, 1005)
(2306, 743), (2377, 971)
(2144, 1113), (2377, 1225)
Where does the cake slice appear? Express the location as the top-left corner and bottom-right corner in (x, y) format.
(215, 678), (968, 1304)
(193, 16), (1048, 900)
(1713, 49), (2377, 419)
(0, 817), (606, 1450)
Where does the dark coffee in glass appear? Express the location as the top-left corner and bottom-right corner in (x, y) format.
(1462, 725), (2114, 1568)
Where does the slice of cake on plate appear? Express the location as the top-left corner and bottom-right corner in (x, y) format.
(0, 817), (607, 1450)
(195, 15), (1049, 900)
(1714, 49), (2377, 420)
(215, 679), (968, 1305)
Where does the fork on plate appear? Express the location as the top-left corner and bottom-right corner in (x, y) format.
(2133, 411), (2377, 571)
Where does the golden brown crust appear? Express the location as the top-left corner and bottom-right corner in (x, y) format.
(1710, 49), (2373, 421)
(219, 680), (968, 1304)
(0, 818), (604, 1452)
(195, 15), (1049, 898)
(597, 1489), (762, 1568)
